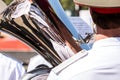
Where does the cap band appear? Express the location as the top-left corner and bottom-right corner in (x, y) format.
(90, 7), (120, 14)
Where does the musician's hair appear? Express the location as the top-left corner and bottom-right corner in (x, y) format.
(91, 11), (120, 29)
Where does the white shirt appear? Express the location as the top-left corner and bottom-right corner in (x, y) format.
(0, 53), (25, 80)
(27, 55), (53, 72)
(47, 37), (120, 80)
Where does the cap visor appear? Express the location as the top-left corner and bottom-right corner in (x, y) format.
(73, 0), (120, 7)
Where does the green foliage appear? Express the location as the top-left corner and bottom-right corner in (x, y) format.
(60, 0), (75, 11)
(2, 0), (13, 5)
(60, 0), (78, 16)
(60, 0), (88, 16)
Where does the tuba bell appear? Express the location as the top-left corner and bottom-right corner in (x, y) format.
(0, 0), (81, 67)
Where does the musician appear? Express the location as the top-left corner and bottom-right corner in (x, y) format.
(47, 0), (120, 80)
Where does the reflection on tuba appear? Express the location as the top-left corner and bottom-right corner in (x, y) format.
(0, 0), (81, 67)
(34, 0), (81, 53)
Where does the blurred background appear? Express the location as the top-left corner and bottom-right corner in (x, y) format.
(2, 0), (88, 16)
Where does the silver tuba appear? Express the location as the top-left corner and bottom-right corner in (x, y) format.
(0, 0), (81, 67)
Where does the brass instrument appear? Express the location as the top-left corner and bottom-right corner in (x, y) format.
(0, 0), (81, 67)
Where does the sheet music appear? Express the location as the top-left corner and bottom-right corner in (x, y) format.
(69, 16), (93, 39)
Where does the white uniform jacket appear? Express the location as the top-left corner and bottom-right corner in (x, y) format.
(0, 53), (25, 80)
(47, 37), (120, 80)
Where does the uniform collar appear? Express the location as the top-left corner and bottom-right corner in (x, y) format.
(92, 37), (120, 49)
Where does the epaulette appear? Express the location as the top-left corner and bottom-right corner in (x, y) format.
(52, 49), (88, 75)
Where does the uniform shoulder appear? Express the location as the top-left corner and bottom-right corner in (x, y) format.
(52, 49), (88, 75)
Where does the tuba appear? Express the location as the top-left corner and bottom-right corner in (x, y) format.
(0, 0), (81, 67)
